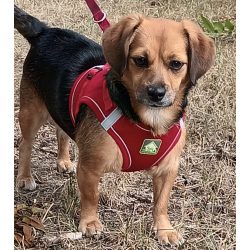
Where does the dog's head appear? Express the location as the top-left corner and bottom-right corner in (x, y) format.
(102, 15), (215, 134)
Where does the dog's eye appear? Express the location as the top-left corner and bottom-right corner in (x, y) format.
(133, 56), (148, 68)
(169, 60), (183, 71)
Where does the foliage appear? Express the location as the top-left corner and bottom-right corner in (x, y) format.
(199, 14), (235, 38)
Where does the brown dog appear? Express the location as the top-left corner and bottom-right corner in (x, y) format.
(15, 5), (215, 246)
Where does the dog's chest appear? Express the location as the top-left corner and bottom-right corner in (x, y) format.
(70, 65), (184, 172)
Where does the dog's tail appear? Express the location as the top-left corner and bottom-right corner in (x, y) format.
(14, 5), (48, 44)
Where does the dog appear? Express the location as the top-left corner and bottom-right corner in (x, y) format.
(14, 5), (215, 245)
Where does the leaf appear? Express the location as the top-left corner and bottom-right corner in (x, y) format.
(14, 231), (33, 248)
(224, 19), (235, 32)
(14, 232), (23, 244)
(22, 224), (34, 244)
(16, 203), (28, 210)
(200, 15), (215, 33)
(14, 204), (28, 215)
(31, 206), (44, 214)
(213, 21), (224, 33)
(22, 216), (45, 232)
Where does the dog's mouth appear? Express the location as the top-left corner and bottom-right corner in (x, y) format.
(149, 102), (171, 108)
(136, 92), (174, 109)
(139, 99), (173, 108)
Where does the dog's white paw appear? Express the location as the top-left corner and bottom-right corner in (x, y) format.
(57, 159), (76, 173)
(78, 217), (103, 238)
(16, 176), (37, 191)
(154, 227), (184, 246)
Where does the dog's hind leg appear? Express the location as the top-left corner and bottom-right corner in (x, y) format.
(77, 163), (104, 237)
(56, 126), (76, 173)
(16, 77), (49, 191)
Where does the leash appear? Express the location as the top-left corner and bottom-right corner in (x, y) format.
(84, 0), (110, 32)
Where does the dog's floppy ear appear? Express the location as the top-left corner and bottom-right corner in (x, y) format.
(182, 20), (216, 85)
(102, 14), (143, 75)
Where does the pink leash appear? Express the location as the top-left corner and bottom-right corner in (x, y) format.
(84, 0), (110, 32)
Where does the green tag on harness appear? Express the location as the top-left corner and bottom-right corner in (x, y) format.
(139, 139), (162, 155)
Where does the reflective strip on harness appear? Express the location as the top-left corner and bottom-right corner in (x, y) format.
(101, 107), (123, 131)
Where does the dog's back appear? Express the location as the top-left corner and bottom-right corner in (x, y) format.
(14, 5), (106, 137)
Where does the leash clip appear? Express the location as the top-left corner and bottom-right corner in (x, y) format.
(93, 12), (107, 23)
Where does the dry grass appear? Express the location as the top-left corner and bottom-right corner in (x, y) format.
(14, 0), (235, 249)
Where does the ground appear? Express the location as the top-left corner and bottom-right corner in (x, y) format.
(14, 0), (235, 249)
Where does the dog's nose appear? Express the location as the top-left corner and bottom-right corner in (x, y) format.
(147, 85), (166, 102)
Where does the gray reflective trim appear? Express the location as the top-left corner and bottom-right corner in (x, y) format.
(101, 108), (123, 131)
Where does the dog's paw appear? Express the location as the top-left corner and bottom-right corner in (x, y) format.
(57, 159), (76, 173)
(154, 227), (184, 246)
(16, 176), (37, 191)
(78, 218), (103, 238)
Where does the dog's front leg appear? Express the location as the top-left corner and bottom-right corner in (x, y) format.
(77, 162), (103, 237)
(152, 163), (184, 246)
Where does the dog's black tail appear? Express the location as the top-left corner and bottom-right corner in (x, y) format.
(14, 5), (48, 44)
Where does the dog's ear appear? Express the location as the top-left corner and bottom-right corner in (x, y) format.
(182, 20), (216, 85)
(102, 14), (144, 75)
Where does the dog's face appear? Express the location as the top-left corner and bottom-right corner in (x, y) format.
(102, 15), (215, 132)
(124, 19), (189, 109)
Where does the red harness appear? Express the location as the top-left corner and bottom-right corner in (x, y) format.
(69, 64), (184, 172)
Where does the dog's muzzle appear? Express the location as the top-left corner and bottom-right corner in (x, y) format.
(147, 85), (166, 102)
(137, 83), (174, 108)
(145, 84), (173, 107)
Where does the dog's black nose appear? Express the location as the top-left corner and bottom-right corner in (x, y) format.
(147, 85), (166, 102)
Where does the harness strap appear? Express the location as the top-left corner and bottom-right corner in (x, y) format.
(179, 117), (185, 128)
(84, 0), (110, 32)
